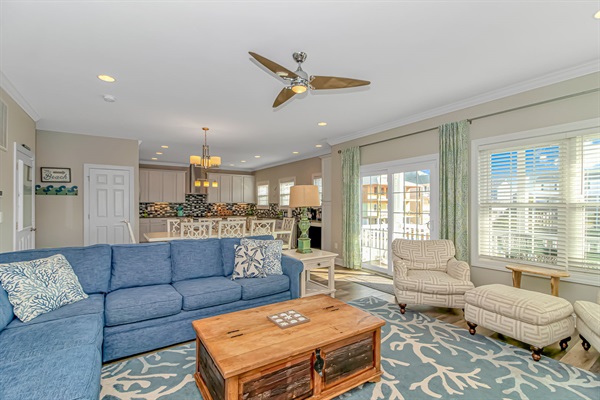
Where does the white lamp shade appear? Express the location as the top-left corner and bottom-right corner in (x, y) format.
(289, 185), (320, 208)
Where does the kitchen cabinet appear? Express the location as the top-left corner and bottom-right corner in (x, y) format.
(207, 173), (255, 203)
(140, 168), (186, 203)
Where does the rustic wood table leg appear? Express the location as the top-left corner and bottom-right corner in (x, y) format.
(512, 271), (522, 288)
(550, 276), (560, 296)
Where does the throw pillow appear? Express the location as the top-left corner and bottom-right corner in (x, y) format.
(0, 254), (88, 323)
(241, 238), (283, 275)
(232, 243), (266, 280)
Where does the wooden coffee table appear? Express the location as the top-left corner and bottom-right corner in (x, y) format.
(192, 294), (385, 400)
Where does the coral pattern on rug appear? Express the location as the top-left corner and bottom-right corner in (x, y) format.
(101, 296), (600, 400)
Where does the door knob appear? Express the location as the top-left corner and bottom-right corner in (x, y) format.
(30, 227), (37, 232)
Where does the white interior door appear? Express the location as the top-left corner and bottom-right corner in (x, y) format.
(14, 144), (35, 250)
(85, 164), (135, 245)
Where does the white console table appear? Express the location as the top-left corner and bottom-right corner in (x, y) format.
(282, 249), (338, 298)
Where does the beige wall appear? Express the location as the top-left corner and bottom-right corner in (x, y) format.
(331, 72), (600, 304)
(0, 89), (36, 252)
(254, 157), (322, 204)
(36, 130), (139, 248)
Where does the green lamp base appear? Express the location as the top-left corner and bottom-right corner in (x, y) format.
(296, 238), (312, 253)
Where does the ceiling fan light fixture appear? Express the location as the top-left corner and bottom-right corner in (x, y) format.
(291, 83), (307, 94)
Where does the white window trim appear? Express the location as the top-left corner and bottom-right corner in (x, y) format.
(256, 181), (269, 209)
(470, 118), (600, 286)
(278, 176), (296, 208)
(312, 173), (323, 204)
(361, 154), (439, 275)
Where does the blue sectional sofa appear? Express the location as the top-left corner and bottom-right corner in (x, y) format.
(0, 236), (304, 400)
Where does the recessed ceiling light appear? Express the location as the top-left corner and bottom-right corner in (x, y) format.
(318, 122), (327, 126)
(151, 157), (157, 160)
(156, 152), (163, 155)
(241, 160), (246, 163)
(254, 155), (261, 158)
(97, 74), (116, 83)
(229, 164), (235, 166)
(161, 145), (169, 149)
(595, 10), (600, 19)
(315, 144), (323, 148)
(292, 151), (299, 154)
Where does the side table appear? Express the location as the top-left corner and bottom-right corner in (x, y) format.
(283, 249), (338, 298)
(505, 264), (570, 296)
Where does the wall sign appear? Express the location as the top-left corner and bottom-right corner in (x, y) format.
(41, 167), (71, 183)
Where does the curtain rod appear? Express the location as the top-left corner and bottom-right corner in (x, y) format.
(337, 87), (599, 154)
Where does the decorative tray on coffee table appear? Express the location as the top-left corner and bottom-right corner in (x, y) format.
(267, 310), (310, 329)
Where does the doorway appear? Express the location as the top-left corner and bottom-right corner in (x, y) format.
(84, 164), (135, 245)
(14, 144), (35, 250)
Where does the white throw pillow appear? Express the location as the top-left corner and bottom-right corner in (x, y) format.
(0, 254), (88, 322)
(232, 243), (266, 280)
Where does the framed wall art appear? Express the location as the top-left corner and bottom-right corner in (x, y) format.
(41, 167), (71, 183)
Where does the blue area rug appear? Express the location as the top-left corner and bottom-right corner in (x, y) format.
(101, 296), (600, 400)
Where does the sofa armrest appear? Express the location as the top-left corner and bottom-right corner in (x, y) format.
(393, 259), (408, 281)
(447, 258), (471, 281)
(281, 255), (304, 299)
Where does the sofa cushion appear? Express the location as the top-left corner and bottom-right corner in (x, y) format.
(0, 244), (111, 294)
(110, 243), (172, 291)
(0, 254), (89, 322)
(0, 314), (103, 362)
(172, 277), (242, 310)
(0, 285), (14, 331)
(5, 293), (104, 330)
(170, 239), (223, 281)
(0, 345), (101, 400)
(105, 284), (182, 326)
(235, 274), (290, 300)
(221, 235), (273, 277)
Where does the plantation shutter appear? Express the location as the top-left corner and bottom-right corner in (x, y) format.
(477, 132), (600, 272)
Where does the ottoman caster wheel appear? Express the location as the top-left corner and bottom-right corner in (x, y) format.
(559, 336), (571, 351)
(531, 347), (543, 361)
(466, 321), (477, 335)
(398, 304), (406, 315)
(580, 334), (591, 351)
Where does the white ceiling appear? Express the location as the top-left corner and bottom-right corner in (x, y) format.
(1, 1), (599, 171)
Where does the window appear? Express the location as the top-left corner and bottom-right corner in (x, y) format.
(474, 120), (600, 279)
(360, 155), (439, 275)
(312, 174), (323, 203)
(279, 178), (295, 207)
(256, 182), (269, 206)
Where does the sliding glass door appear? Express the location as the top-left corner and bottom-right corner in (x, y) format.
(360, 157), (438, 274)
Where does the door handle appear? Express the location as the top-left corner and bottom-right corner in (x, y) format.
(30, 227), (36, 232)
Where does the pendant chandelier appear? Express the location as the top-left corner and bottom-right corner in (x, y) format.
(189, 127), (221, 169)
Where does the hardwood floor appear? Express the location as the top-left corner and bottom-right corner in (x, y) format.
(311, 266), (600, 373)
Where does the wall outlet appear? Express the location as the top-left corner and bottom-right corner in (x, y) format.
(334, 242), (338, 250)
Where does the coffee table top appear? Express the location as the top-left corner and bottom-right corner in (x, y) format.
(192, 294), (385, 378)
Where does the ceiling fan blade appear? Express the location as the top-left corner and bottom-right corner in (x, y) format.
(310, 76), (370, 90)
(249, 52), (299, 79)
(273, 88), (296, 108)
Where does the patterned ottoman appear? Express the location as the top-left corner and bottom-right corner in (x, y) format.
(464, 284), (575, 361)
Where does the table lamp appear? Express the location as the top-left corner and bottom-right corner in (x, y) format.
(289, 185), (321, 253)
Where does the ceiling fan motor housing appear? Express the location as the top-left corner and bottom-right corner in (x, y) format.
(293, 52), (307, 64)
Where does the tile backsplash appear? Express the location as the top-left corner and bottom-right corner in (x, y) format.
(140, 194), (281, 218)
(140, 194), (321, 220)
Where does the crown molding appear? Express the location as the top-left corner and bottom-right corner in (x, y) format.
(327, 60), (600, 146)
(251, 149), (331, 172)
(0, 71), (40, 122)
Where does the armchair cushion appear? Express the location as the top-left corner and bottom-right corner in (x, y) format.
(396, 270), (474, 295)
(391, 239), (456, 271)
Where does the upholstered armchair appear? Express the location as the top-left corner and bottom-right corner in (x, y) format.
(392, 239), (474, 314)
(574, 291), (600, 351)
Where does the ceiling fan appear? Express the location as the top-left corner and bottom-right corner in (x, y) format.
(249, 51), (370, 108)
